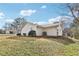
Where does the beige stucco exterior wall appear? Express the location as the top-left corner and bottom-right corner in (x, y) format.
(21, 22), (63, 36)
(21, 23), (37, 36)
(43, 27), (58, 36)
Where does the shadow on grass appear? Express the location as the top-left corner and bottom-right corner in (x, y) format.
(46, 36), (75, 45)
(6, 36), (36, 40)
(6, 36), (22, 39)
(6, 36), (75, 45)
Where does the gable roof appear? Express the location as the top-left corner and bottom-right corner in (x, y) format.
(37, 23), (59, 28)
(26, 21), (62, 28)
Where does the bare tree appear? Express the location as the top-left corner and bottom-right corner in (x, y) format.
(4, 17), (27, 35)
(65, 4), (79, 39)
(67, 3), (79, 24)
(12, 17), (27, 35)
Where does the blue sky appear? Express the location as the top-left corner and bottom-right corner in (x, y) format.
(0, 3), (72, 28)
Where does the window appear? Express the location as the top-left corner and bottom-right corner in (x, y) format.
(28, 30), (36, 37)
(42, 32), (47, 36)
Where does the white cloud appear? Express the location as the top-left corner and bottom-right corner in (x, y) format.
(0, 18), (14, 29)
(20, 9), (36, 16)
(48, 16), (73, 23)
(48, 16), (61, 23)
(34, 21), (47, 25)
(41, 5), (47, 8)
(0, 18), (14, 23)
(5, 18), (14, 23)
(0, 12), (5, 19)
(33, 16), (73, 25)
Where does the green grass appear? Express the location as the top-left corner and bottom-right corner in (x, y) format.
(75, 34), (79, 39)
(0, 35), (79, 56)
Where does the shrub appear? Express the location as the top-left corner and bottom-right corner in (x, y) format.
(23, 33), (26, 36)
(16, 33), (21, 36)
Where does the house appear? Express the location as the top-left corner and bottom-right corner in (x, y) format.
(6, 21), (64, 37)
(21, 21), (63, 37)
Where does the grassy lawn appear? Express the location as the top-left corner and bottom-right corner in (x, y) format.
(0, 35), (79, 56)
(75, 34), (79, 39)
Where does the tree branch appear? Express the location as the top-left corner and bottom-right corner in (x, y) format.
(67, 4), (79, 23)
